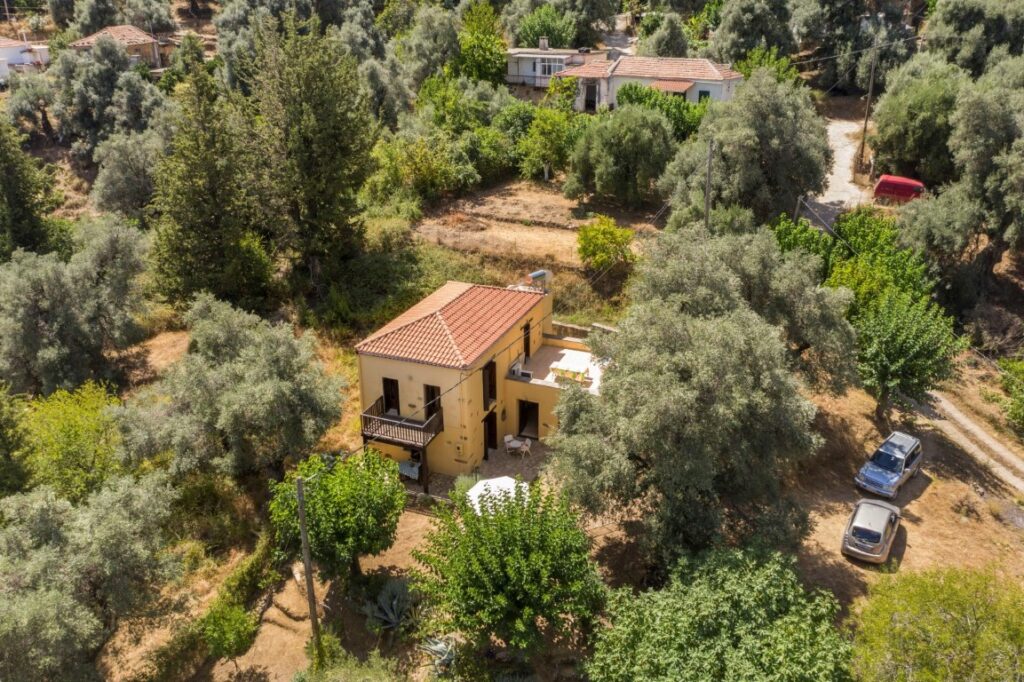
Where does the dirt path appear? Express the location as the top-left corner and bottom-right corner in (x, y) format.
(804, 104), (871, 227)
(924, 391), (1024, 493)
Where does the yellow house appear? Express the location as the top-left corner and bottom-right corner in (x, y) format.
(355, 280), (602, 488)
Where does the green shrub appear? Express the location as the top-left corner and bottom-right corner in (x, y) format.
(999, 359), (1024, 430)
(577, 215), (635, 272)
(200, 602), (257, 667)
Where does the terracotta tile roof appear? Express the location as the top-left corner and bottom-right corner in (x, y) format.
(651, 79), (694, 93)
(356, 282), (545, 369)
(557, 60), (614, 78)
(70, 25), (157, 48)
(558, 56), (743, 82)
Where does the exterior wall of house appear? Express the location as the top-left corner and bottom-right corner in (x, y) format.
(506, 54), (571, 89)
(357, 292), (561, 477)
(0, 44), (46, 66)
(573, 75), (740, 110)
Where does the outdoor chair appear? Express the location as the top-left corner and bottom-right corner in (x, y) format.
(504, 434), (523, 456)
(520, 438), (532, 457)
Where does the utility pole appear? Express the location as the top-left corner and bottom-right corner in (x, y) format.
(2, 0), (10, 24)
(793, 194), (803, 222)
(296, 477), (323, 660)
(858, 36), (879, 169)
(704, 139), (714, 232)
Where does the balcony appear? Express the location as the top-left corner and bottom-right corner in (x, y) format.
(361, 397), (443, 449)
(507, 345), (604, 396)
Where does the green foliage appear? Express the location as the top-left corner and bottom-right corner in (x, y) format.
(6, 72), (57, 139)
(246, 14), (377, 284)
(517, 106), (574, 180)
(74, 0), (174, 35)
(615, 81), (707, 141)
(296, 644), (401, 682)
(52, 36), (167, 158)
(516, 4), (576, 48)
(200, 602), (257, 664)
(456, 0), (507, 85)
(0, 383), (27, 495)
(660, 69), (830, 223)
(270, 451), (405, 578)
(852, 567), (1024, 681)
(394, 3), (460, 92)
(565, 105), (677, 206)
(638, 11), (688, 57)
(20, 382), (122, 502)
(551, 220), (853, 562)
(736, 45), (800, 83)
(414, 484), (604, 652)
(0, 119), (61, 262)
(577, 215), (634, 272)
(363, 578), (417, 637)
(926, 0), (1024, 77)
(855, 289), (966, 409)
(709, 0), (794, 63)
(151, 67), (273, 309)
(157, 33), (212, 94)
(543, 74), (580, 112)
(999, 359), (1024, 430)
(872, 52), (969, 187)
(363, 128), (479, 205)
(92, 127), (167, 222)
(0, 218), (146, 395)
(119, 295), (342, 476)
(587, 549), (852, 681)
(0, 474), (176, 680)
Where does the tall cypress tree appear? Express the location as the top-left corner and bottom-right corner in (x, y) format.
(0, 120), (58, 262)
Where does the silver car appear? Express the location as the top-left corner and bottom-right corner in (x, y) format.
(842, 498), (902, 564)
(854, 431), (923, 499)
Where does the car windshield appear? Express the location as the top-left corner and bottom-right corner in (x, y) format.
(870, 449), (903, 473)
(851, 526), (882, 544)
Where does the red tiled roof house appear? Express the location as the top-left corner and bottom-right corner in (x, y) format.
(70, 25), (162, 68)
(355, 280), (602, 486)
(556, 55), (744, 112)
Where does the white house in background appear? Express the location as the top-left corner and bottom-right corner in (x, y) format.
(556, 56), (744, 112)
(0, 36), (50, 81)
(506, 38), (608, 93)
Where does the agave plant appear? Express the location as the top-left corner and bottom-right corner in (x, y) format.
(363, 578), (416, 638)
(418, 637), (455, 676)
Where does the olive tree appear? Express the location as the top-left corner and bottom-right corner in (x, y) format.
(709, 0), (794, 63)
(564, 105), (677, 207)
(926, 0), (1024, 77)
(0, 473), (176, 680)
(6, 73), (57, 139)
(871, 52), (970, 187)
(118, 295), (343, 477)
(637, 11), (688, 57)
(515, 4), (575, 49)
(92, 127), (168, 222)
(0, 219), (146, 395)
(550, 222), (841, 563)
(660, 69), (830, 223)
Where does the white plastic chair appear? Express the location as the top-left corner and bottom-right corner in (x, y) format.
(504, 434), (522, 455)
(520, 438), (532, 457)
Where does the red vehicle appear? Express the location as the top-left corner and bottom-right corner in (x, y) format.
(873, 174), (925, 204)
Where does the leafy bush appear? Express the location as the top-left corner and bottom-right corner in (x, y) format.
(852, 568), (1024, 681)
(736, 45), (800, 83)
(587, 549), (851, 681)
(200, 602), (257, 667)
(413, 484), (604, 653)
(564, 105), (676, 207)
(20, 382), (122, 502)
(456, 0), (506, 85)
(615, 82), (706, 142)
(270, 451), (406, 579)
(577, 215), (634, 272)
(998, 359), (1024, 430)
(516, 4), (575, 48)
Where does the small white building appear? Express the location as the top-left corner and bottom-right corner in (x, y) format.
(556, 56), (744, 112)
(0, 36), (50, 80)
(506, 39), (608, 94)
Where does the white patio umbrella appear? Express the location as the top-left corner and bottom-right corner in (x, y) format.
(466, 476), (527, 514)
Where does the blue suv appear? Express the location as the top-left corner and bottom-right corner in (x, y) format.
(855, 432), (923, 499)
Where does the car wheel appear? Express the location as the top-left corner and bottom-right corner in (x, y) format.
(911, 465), (920, 478)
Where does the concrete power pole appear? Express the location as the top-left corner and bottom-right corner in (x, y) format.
(858, 36), (879, 169)
(296, 477), (323, 660)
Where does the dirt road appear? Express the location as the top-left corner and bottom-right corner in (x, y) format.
(804, 110), (871, 227)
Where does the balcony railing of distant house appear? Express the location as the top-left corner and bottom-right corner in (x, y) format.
(360, 396), (443, 450)
(505, 74), (554, 88)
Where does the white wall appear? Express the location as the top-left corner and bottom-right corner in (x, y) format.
(0, 46), (24, 66)
(0, 58), (8, 81)
(0, 44), (49, 67)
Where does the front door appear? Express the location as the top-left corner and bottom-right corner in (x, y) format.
(585, 81), (598, 111)
(518, 400), (539, 439)
(383, 378), (400, 414)
(483, 411), (497, 460)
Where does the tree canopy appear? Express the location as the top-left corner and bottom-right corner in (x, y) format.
(587, 549), (852, 681)
(660, 69), (831, 223)
(270, 451), (405, 578)
(515, 4), (576, 49)
(710, 0), (794, 64)
(118, 295), (342, 477)
(0, 119), (60, 262)
(853, 567), (1024, 681)
(414, 483), (604, 653)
